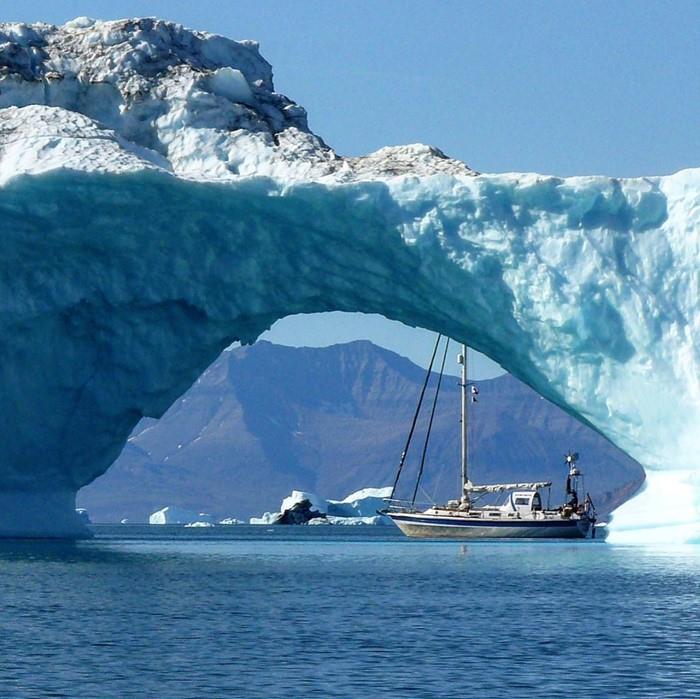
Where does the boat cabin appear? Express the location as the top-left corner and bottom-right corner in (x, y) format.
(502, 491), (543, 516)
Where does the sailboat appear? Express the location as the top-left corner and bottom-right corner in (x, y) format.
(383, 338), (596, 539)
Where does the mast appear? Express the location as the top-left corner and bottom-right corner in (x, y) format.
(460, 344), (468, 501)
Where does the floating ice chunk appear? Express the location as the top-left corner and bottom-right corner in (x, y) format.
(311, 515), (391, 526)
(249, 512), (282, 525)
(327, 487), (393, 518)
(149, 506), (213, 524)
(252, 487), (393, 525)
(219, 517), (244, 525)
(185, 521), (215, 528)
(280, 490), (328, 515)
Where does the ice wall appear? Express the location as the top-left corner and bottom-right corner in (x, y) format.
(0, 19), (697, 539)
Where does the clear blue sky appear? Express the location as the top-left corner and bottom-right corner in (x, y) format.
(7, 1), (699, 376)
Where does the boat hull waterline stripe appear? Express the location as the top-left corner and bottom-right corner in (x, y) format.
(389, 515), (590, 539)
(388, 514), (591, 539)
(389, 513), (581, 527)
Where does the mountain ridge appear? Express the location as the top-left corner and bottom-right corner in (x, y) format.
(78, 340), (644, 521)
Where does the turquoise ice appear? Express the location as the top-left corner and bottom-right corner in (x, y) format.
(0, 18), (697, 539)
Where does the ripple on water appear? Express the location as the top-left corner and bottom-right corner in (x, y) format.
(0, 527), (697, 698)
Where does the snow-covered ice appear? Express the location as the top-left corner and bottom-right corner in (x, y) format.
(0, 18), (697, 540)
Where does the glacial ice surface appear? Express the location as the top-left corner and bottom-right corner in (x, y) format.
(0, 18), (698, 540)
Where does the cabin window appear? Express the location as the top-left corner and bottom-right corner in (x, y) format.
(514, 497), (530, 505)
(532, 493), (542, 511)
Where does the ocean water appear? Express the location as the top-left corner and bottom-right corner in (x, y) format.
(0, 526), (698, 698)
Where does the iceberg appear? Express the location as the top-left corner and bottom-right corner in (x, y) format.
(249, 513), (281, 526)
(251, 487), (393, 525)
(0, 19), (697, 540)
(149, 506), (213, 525)
(250, 492), (327, 525)
(327, 487), (393, 518)
(280, 491), (329, 517)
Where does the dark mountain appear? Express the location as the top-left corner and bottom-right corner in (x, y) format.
(78, 341), (644, 521)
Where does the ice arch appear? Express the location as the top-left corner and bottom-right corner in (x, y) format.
(1, 166), (698, 538)
(0, 18), (697, 538)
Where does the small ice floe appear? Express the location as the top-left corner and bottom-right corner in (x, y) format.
(250, 513), (278, 525)
(309, 515), (386, 526)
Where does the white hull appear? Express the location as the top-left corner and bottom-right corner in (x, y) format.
(389, 512), (591, 539)
(386, 341), (596, 542)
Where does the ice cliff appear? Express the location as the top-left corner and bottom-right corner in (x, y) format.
(0, 18), (697, 539)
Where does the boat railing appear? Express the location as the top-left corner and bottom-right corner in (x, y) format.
(381, 498), (434, 514)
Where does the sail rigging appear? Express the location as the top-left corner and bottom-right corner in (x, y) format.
(383, 332), (596, 539)
(389, 333), (443, 500)
(464, 481), (552, 494)
(411, 338), (450, 505)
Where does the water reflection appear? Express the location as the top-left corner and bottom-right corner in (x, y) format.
(0, 538), (146, 565)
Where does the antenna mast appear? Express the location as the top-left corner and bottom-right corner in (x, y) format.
(460, 344), (468, 502)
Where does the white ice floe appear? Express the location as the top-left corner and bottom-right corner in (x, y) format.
(249, 513), (279, 526)
(149, 506), (213, 525)
(310, 515), (389, 526)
